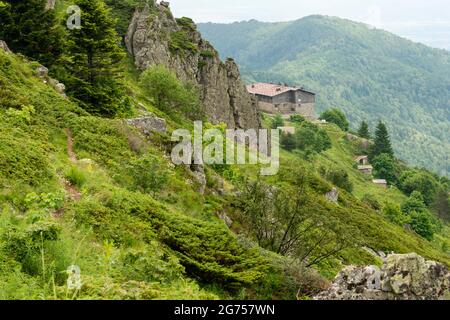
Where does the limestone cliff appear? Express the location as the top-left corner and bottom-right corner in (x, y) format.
(125, 2), (260, 129)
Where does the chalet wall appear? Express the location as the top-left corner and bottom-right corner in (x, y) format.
(295, 103), (315, 119)
(295, 91), (315, 104)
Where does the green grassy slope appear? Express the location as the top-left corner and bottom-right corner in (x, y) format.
(198, 17), (450, 177)
(1, 42), (449, 300)
(0, 49), (269, 299)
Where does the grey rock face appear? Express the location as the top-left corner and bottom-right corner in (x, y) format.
(45, 0), (56, 11)
(54, 82), (66, 95)
(315, 253), (450, 300)
(190, 164), (206, 194)
(125, 3), (260, 129)
(125, 115), (167, 135)
(325, 187), (339, 203)
(36, 66), (49, 78)
(0, 40), (12, 54)
(218, 212), (233, 228)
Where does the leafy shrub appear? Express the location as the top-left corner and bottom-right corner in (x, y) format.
(1, 217), (61, 277)
(271, 114), (284, 129)
(372, 153), (398, 185)
(176, 17), (197, 31)
(5, 105), (35, 124)
(320, 167), (353, 193)
(398, 169), (440, 205)
(238, 176), (352, 266)
(170, 30), (198, 53)
(362, 194), (381, 211)
(410, 210), (435, 240)
(401, 191), (427, 215)
(0, 118), (54, 187)
(198, 60), (207, 69)
(382, 202), (410, 226)
(24, 192), (65, 211)
(289, 114), (305, 123)
(119, 245), (185, 283)
(129, 154), (169, 195)
(319, 108), (349, 131)
(139, 65), (201, 118)
(397, 192), (438, 240)
(281, 122), (331, 157)
(200, 50), (215, 58)
(280, 133), (296, 151)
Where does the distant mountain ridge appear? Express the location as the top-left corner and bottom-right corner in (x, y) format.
(198, 16), (450, 177)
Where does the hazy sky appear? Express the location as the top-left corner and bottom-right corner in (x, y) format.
(168, 0), (450, 50)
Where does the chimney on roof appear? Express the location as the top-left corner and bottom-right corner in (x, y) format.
(251, 84), (255, 88)
(276, 87), (281, 92)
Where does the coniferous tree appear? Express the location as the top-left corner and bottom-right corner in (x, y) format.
(432, 189), (450, 221)
(358, 121), (370, 139)
(371, 121), (394, 158)
(0, 0), (63, 66)
(62, 0), (126, 116)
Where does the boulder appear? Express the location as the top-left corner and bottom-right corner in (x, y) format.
(36, 65), (49, 78)
(315, 253), (450, 300)
(325, 188), (339, 203)
(54, 82), (66, 95)
(125, 115), (167, 135)
(0, 40), (11, 54)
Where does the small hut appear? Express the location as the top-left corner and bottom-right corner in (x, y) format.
(373, 179), (388, 188)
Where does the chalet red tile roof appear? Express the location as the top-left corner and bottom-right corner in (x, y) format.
(246, 83), (298, 97)
(247, 83), (315, 97)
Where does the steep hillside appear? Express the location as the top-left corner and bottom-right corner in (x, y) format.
(1, 39), (450, 299)
(0, 1), (449, 300)
(198, 17), (450, 177)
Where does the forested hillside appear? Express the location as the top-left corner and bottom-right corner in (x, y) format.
(198, 17), (450, 177)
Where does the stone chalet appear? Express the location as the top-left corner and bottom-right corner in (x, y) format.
(247, 83), (316, 120)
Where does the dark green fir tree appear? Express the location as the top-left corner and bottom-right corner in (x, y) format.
(371, 121), (394, 158)
(0, 0), (63, 66)
(62, 0), (126, 116)
(358, 121), (371, 139)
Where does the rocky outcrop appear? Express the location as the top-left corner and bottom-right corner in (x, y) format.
(125, 2), (260, 129)
(0, 40), (11, 54)
(218, 212), (233, 228)
(125, 115), (167, 135)
(190, 164), (206, 194)
(315, 253), (450, 300)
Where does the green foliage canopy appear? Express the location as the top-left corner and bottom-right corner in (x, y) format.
(319, 108), (349, 131)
